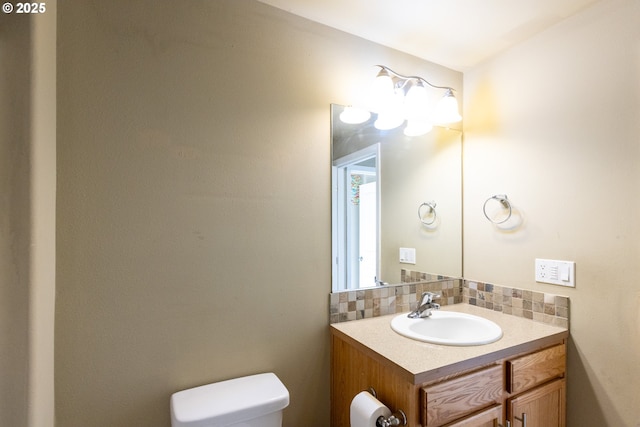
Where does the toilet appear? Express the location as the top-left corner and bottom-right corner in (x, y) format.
(170, 372), (289, 427)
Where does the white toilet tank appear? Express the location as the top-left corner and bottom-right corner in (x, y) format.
(170, 372), (289, 427)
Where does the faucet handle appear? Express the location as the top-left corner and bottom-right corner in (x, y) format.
(419, 292), (441, 305)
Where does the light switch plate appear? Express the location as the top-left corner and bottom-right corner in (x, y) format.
(535, 258), (575, 287)
(399, 247), (416, 264)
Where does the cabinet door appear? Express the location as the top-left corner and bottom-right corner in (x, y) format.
(508, 379), (565, 427)
(443, 404), (503, 427)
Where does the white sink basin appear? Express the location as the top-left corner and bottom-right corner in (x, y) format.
(390, 310), (503, 346)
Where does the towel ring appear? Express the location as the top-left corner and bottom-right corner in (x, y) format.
(418, 201), (437, 225)
(483, 195), (512, 224)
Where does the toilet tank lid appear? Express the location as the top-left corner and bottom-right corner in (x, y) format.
(170, 372), (289, 427)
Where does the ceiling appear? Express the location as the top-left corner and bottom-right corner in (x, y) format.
(256, 0), (600, 71)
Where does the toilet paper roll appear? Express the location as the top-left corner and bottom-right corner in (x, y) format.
(350, 391), (392, 427)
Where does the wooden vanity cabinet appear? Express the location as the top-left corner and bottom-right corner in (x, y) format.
(331, 332), (567, 427)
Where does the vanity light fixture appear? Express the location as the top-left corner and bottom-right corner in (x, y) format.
(370, 65), (462, 135)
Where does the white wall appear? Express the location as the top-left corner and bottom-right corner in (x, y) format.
(463, 0), (640, 425)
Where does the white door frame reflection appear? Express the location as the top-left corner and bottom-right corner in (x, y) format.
(332, 144), (380, 291)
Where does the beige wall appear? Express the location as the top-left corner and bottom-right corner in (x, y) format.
(35, 0), (640, 425)
(55, 1), (460, 426)
(463, 0), (640, 425)
(380, 127), (462, 283)
(0, 13), (31, 427)
(1, 8), (56, 427)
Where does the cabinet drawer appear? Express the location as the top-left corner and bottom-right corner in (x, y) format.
(422, 365), (503, 426)
(507, 344), (565, 394)
(442, 404), (503, 427)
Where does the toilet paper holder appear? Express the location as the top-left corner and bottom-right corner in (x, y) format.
(368, 388), (407, 427)
(376, 411), (406, 427)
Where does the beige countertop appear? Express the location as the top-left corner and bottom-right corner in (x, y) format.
(330, 303), (569, 385)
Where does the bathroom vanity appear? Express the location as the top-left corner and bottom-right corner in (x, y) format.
(330, 304), (568, 427)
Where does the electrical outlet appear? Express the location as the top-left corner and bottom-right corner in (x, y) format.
(535, 258), (575, 287)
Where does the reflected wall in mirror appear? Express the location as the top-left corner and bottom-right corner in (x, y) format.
(331, 104), (462, 292)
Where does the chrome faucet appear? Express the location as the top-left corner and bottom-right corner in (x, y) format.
(408, 292), (441, 318)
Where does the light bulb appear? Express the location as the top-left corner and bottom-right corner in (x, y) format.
(404, 81), (428, 118)
(434, 89), (462, 124)
(372, 68), (395, 112)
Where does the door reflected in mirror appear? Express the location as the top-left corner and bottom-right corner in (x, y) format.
(333, 144), (380, 290)
(331, 104), (462, 292)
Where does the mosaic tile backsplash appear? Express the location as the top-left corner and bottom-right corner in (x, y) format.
(329, 269), (461, 323)
(329, 269), (569, 328)
(465, 280), (569, 328)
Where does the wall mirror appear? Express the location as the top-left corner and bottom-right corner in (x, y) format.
(331, 104), (462, 292)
